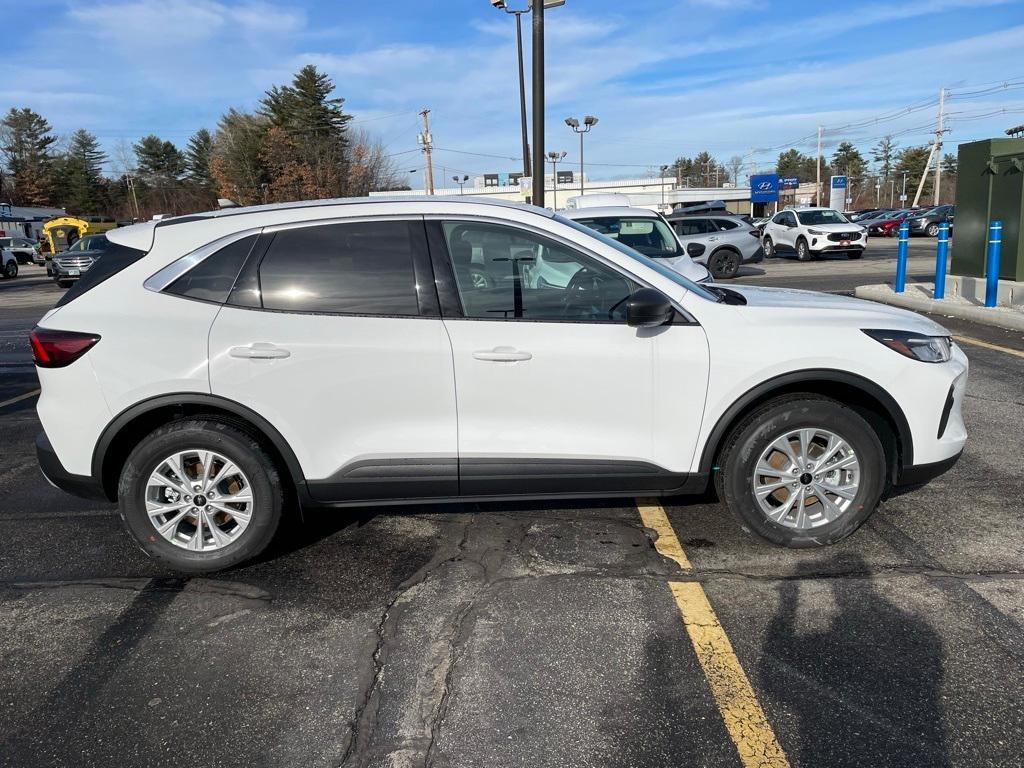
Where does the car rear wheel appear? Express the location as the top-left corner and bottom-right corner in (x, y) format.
(716, 396), (886, 547)
(795, 238), (811, 261)
(707, 249), (741, 279)
(762, 236), (775, 258)
(118, 418), (284, 572)
(2, 261), (16, 279)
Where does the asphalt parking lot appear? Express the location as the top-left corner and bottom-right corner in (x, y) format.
(2, 240), (1023, 768)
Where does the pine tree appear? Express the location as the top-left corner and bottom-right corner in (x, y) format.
(62, 129), (107, 214)
(830, 142), (865, 179)
(871, 136), (896, 183)
(185, 128), (214, 188)
(0, 107), (57, 205)
(134, 135), (185, 180)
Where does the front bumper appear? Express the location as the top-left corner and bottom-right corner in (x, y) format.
(36, 432), (108, 500)
(811, 242), (866, 254)
(897, 450), (962, 486)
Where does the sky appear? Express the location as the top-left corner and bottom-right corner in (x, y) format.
(2, 0), (1023, 189)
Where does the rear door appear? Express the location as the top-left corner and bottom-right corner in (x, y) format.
(208, 218), (458, 502)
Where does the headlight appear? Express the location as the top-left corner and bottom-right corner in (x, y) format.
(808, 228), (826, 235)
(863, 329), (952, 363)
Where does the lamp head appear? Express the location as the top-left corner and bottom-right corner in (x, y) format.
(564, 117), (579, 129)
(583, 115), (599, 127)
(490, 0), (507, 9)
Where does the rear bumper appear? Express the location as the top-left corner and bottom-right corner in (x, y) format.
(36, 431), (108, 500)
(744, 245), (765, 264)
(897, 450), (962, 486)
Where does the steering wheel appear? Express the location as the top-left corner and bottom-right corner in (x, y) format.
(562, 267), (627, 320)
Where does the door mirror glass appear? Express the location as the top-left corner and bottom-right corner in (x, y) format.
(625, 287), (673, 328)
(686, 242), (706, 258)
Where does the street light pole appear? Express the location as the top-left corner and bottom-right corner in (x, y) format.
(660, 164), (669, 209)
(564, 115), (598, 197)
(546, 150), (566, 209)
(493, 5), (532, 180)
(452, 175), (469, 195)
(532, 1), (545, 208)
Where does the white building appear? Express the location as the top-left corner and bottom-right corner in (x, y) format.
(370, 175), (752, 214)
(0, 203), (65, 239)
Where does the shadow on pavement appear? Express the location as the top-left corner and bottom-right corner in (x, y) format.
(760, 554), (949, 768)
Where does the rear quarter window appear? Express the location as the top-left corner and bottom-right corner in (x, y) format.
(165, 235), (257, 304)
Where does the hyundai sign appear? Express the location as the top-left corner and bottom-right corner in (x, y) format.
(829, 175), (848, 210)
(780, 176), (799, 190)
(750, 173), (779, 202)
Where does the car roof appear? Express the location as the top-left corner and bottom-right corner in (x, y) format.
(666, 211), (744, 220)
(561, 206), (659, 219)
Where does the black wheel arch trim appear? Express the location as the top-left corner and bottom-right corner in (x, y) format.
(699, 368), (914, 475)
(92, 392), (308, 500)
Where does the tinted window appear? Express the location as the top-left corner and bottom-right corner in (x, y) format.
(166, 235), (257, 304)
(796, 209), (848, 225)
(673, 219), (711, 236)
(258, 221), (420, 315)
(54, 242), (148, 308)
(443, 221), (636, 322)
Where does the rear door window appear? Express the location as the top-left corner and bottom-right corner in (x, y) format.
(673, 219), (712, 236)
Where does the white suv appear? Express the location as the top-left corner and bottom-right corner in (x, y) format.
(33, 197), (967, 572)
(762, 207), (866, 261)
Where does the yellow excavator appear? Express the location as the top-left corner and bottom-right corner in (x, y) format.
(41, 216), (118, 253)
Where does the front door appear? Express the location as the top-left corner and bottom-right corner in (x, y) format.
(209, 218), (458, 502)
(431, 218), (710, 497)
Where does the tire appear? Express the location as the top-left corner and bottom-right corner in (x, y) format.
(926, 223), (939, 237)
(762, 236), (775, 258)
(795, 238), (811, 261)
(716, 396), (886, 548)
(118, 418), (284, 572)
(2, 261), (17, 279)
(707, 248), (741, 279)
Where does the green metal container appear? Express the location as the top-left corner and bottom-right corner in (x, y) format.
(952, 138), (1024, 281)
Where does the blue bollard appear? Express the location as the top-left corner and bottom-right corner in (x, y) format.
(933, 222), (950, 299)
(985, 220), (1002, 308)
(894, 221), (909, 293)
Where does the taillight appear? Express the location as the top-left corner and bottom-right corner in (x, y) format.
(29, 328), (100, 368)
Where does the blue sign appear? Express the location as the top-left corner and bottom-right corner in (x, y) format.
(750, 173), (779, 202)
(831, 175), (848, 189)
(780, 176), (799, 190)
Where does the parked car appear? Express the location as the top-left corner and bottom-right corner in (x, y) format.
(33, 197), (968, 572)
(761, 207), (866, 260)
(50, 233), (113, 287)
(908, 205), (955, 237)
(0, 236), (40, 265)
(1, 248), (18, 279)
(562, 206), (711, 283)
(664, 212), (764, 279)
(865, 209), (922, 237)
(848, 208), (894, 223)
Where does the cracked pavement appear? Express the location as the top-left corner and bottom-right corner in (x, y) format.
(2, 258), (1023, 767)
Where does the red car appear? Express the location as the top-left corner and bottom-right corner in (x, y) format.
(866, 209), (925, 237)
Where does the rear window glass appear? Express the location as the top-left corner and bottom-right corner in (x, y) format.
(165, 235), (257, 304)
(54, 242), (148, 308)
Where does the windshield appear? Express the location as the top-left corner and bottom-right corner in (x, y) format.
(555, 214), (720, 303)
(570, 216), (681, 259)
(796, 209), (849, 225)
(67, 235), (108, 252)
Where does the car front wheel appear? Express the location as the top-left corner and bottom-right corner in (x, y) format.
(762, 236), (775, 258)
(716, 396), (886, 547)
(795, 238), (811, 261)
(2, 261), (16, 278)
(926, 223), (939, 237)
(118, 418), (284, 572)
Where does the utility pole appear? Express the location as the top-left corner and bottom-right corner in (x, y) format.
(912, 142), (937, 208)
(816, 125), (823, 206)
(417, 109), (435, 195)
(933, 87), (947, 205)
(125, 174), (140, 219)
(531, 1), (545, 208)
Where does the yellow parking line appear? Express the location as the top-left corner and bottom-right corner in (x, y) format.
(0, 388), (40, 409)
(637, 500), (790, 768)
(954, 335), (1024, 360)
(636, 499), (691, 569)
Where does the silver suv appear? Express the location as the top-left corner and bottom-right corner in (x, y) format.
(665, 213), (764, 279)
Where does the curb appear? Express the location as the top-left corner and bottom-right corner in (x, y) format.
(854, 284), (1024, 332)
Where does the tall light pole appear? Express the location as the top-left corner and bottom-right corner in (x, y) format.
(452, 175), (469, 195)
(660, 164), (669, 209)
(490, 1), (532, 181)
(547, 150), (567, 210)
(564, 115), (597, 196)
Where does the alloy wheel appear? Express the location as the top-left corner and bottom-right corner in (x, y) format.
(145, 449), (254, 551)
(751, 427), (860, 530)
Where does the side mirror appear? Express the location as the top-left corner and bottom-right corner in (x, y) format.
(686, 242), (706, 258)
(626, 288), (674, 328)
